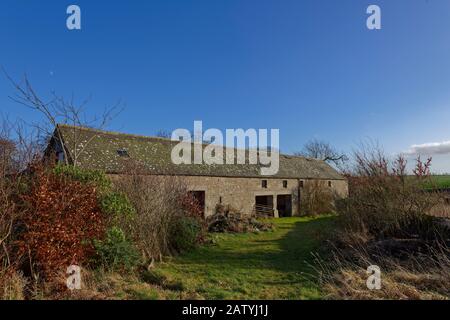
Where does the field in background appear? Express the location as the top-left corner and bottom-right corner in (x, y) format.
(427, 176), (450, 218)
(426, 175), (450, 189)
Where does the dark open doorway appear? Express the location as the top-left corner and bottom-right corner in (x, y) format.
(189, 191), (205, 216)
(277, 195), (292, 217)
(255, 195), (274, 217)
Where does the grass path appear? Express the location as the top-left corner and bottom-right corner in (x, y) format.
(153, 215), (335, 300)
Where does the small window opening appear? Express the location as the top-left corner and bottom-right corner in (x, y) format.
(300, 180), (304, 188)
(56, 151), (64, 163)
(262, 180), (268, 188)
(283, 180), (288, 188)
(328, 181), (332, 187)
(117, 149), (129, 157)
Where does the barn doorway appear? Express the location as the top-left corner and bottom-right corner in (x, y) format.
(277, 195), (292, 217)
(255, 195), (274, 217)
(189, 191), (205, 216)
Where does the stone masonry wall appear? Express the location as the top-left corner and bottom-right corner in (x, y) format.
(110, 174), (348, 217)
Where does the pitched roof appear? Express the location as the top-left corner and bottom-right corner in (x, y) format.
(55, 124), (345, 180)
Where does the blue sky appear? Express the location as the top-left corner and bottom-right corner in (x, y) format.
(1, 0), (449, 172)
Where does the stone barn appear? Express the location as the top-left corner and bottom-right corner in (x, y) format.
(46, 125), (348, 217)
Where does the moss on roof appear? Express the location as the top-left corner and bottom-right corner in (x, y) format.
(55, 124), (345, 180)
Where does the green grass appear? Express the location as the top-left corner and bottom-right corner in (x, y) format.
(150, 215), (335, 300)
(431, 175), (450, 189)
(420, 175), (450, 190)
(407, 175), (450, 190)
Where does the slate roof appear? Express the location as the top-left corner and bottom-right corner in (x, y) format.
(54, 124), (345, 180)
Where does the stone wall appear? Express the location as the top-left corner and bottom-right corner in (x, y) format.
(110, 174), (348, 217)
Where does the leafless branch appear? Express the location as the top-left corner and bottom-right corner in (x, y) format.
(295, 138), (348, 167)
(2, 69), (123, 166)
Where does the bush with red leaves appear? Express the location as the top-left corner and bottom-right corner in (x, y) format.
(16, 168), (106, 280)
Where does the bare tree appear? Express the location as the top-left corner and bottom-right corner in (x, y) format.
(3, 70), (123, 166)
(0, 119), (14, 172)
(112, 160), (204, 268)
(0, 116), (47, 270)
(0, 116), (41, 172)
(0, 121), (18, 269)
(295, 138), (348, 167)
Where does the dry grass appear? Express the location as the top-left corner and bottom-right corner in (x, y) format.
(429, 201), (450, 218)
(113, 173), (188, 266)
(317, 243), (450, 300)
(323, 268), (448, 300)
(316, 146), (450, 300)
(39, 267), (201, 300)
(21, 268), (147, 300)
(0, 270), (27, 300)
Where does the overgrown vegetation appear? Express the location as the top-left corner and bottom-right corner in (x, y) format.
(170, 218), (203, 253)
(17, 167), (106, 280)
(0, 77), (210, 299)
(0, 137), (207, 298)
(53, 164), (112, 191)
(299, 181), (336, 216)
(316, 145), (450, 299)
(93, 227), (140, 272)
(111, 166), (206, 268)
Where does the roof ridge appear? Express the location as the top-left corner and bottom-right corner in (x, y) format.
(57, 123), (174, 143)
(56, 124), (283, 154)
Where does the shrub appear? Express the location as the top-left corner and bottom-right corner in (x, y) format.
(0, 139), (20, 271)
(93, 227), (140, 272)
(170, 217), (201, 252)
(113, 168), (205, 265)
(0, 175), (17, 270)
(338, 153), (443, 240)
(315, 146), (450, 299)
(300, 180), (335, 216)
(53, 164), (111, 192)
(100, 192), (135, 226)
(16, 168), (106, 280)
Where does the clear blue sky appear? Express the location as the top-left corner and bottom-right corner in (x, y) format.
(1, 0), (449, 172)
